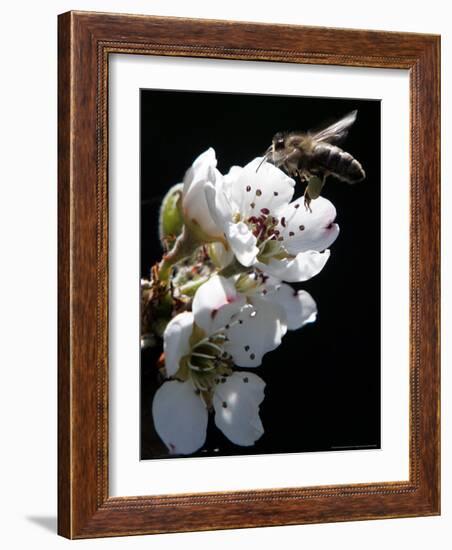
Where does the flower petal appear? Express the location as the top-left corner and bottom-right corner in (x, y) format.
(204, 176), (233, 230)
(278, 196), (340, 253)
(228, 158), (295, 219)
(260, 282), (317, 330)
(225, 221), (260, 267)
(224, 300), (286, 367)
(152, 380), (208, 455)
(192, 275), (246, 335)
(256, 249), (331, 283)
(163, 311), (194, 377)
(223, 165), (243, 187)
(182, 148), (223, 238)
(213, 372), (265, 446)
(182, 147), (216, 196)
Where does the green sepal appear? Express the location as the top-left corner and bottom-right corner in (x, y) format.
(189, 323), (206, 347)
(152, 290), (174, 338)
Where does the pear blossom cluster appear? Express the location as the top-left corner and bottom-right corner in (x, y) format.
(143, 148), (339, 455)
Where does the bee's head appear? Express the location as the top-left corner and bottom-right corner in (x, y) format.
(267, 131), (288, 166)
(256, 132), (288, 173)
(272, 132), (287, 152)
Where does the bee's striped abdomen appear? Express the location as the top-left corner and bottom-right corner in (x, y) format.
(311, 143), (365, 183)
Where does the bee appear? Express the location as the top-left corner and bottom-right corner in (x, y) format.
(260, 110), (366, 209)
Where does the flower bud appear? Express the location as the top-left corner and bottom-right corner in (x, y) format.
(158, 183), (184, 247)
(181, 148), (224, 242)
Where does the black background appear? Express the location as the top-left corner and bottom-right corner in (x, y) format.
(140, 89), (381, 460)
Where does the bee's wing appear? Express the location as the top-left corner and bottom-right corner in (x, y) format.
(310, 110), (357, 144)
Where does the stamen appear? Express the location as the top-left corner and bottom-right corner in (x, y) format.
(188, 360), (216, 373)
(285, 203), (301, 225)
(254, 283), (280, 300)
(195, 335), (214, 347)
(194, 379), (209, 391)
(258, 233), (277, 249)
(206, 342), (224, 354)
(191, 352), (217, 360)
(188, 361), (202, 371)
(256, 223), (267, 242)
(202, 364), (216, 372)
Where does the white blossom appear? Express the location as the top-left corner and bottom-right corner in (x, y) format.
(153, 372), (266, 455)
(151, 150), (343, 456)
(205, 157), (339, 282)
(152, 275), (284, 454)
(236, 273), (318, 331)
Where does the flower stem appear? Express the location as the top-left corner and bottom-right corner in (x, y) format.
(178, 276), (209, 297)
(158, 227), (199, 282)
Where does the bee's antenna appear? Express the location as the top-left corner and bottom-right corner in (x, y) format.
(256, 147), (272, 173)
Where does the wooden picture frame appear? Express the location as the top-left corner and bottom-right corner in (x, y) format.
(58, 11), (440, 539)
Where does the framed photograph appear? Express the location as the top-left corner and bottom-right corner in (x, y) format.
(139, 90), (381, 462)
(58, 11), (440, 538)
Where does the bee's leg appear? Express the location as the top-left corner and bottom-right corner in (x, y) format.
(296, 169), (307, 183)
(303, 187), (312, 212)
(297, 170), (312, 212)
